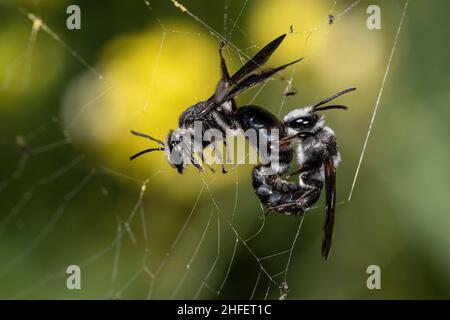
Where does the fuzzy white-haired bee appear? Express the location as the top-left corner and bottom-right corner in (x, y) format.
(252, 88), (356, 259)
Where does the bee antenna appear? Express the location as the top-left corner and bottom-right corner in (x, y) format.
(312, 87), (356, 110)
(129, 148), (165, 161)
(314, 105), (349, 112)
(130, 130), (165, 146)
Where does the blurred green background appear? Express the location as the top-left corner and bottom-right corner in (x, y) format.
(1, 0), (449, 299)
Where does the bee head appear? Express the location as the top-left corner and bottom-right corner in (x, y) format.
(165, 129), (193, 174)
(283, 88), (356, 139)
(284, 107), (322, 138)
(129, 128), (201, 175)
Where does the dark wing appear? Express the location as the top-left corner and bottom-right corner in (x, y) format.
(222, 58), (302, 103)
(321, 157), (336, 260)
(230, 33), (288, 84)
(195, 34), (302, 120)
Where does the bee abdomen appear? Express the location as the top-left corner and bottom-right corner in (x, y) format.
(252, 165), (304, 209)
(236, 105), (293, 176)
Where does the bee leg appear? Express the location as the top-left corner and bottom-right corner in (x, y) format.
(220, 140), (228, 174)
(212, 141), (227, 174)
(190, 156), (205, 173)
(266, 182), (322, 215)
(204, 162), (216, 173)
(221, 164), (228, 174)
(200, 140), (227, 174)
(198, 143), (215, 173)
(285, 168), (302, 179)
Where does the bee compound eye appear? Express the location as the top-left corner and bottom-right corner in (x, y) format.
(288, 117), (311, 128)
(297, 119), (310, 126)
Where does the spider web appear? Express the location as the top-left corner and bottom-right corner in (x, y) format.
(0, 0), (408, 299)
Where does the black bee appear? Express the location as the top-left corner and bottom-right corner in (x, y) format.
(252, 87), (356, 259)
(130, 34), (301, 174)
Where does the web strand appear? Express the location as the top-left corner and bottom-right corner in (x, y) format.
(348, 0), (409, 202)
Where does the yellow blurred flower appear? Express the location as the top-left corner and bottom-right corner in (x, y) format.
(62, 21), (243, 196)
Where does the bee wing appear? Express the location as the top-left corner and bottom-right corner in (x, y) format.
(221, 58), (302, 104)
(195, 34), (301, 120)
(322, 157), (336, 260)
(230, 33), (287, 84)
(198, 58), (302, 120)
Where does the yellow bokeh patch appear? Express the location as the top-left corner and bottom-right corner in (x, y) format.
(62, 21), (243, 196)
(248, 0), (329, 63)
(248, 0), (385, 92)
